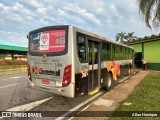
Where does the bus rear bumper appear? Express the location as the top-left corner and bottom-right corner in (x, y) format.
(27, 79), (74, 98)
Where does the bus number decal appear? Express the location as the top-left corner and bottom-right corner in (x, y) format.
(55, 63), (63, 67)
(81, 64), (88, 78)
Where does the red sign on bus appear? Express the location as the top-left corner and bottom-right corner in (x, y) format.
(30, 30), (66, 53)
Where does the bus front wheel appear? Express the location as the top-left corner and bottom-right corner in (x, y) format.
(104, 73), (113, 91)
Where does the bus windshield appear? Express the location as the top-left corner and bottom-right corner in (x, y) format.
(29, 29), (66, 54)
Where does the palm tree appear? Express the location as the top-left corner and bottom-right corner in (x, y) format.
(115, 32), (126, 43)
(125, 32), (137, 41)
(138, 0), (160, 29)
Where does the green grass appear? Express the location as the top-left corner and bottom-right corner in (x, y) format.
(111, 72), (160, 120)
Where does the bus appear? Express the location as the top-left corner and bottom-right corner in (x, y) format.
(27, 25), (134, 97)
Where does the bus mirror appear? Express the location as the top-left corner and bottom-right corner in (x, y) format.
(27, 35), (29, 39)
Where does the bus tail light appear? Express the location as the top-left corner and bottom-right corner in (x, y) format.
(62, 65), (71, 87)
(27, 64), (32, 81)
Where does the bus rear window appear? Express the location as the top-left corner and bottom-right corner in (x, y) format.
(29, 30), (66, 53)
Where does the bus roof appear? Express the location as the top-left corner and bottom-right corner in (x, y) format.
(71, 25), (134, 49)
(29, 25), (134, 50)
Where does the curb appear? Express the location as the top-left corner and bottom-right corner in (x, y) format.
(0, 70), (27, 76)
(0, 68), (27, 72)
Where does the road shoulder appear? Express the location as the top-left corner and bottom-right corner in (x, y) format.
(73, 70), (150, 119)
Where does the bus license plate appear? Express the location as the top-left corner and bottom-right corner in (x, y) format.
(42, 80), (50, 85)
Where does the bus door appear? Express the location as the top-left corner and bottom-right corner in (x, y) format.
(88, 40), (100, 91)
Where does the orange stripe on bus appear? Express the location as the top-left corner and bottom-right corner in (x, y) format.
(105, 61), (111, 71)
(93, 34), (99, 38)
(102, 37), (107, 41)
(75, 72), (81, 74)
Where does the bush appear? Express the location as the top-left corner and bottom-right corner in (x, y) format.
(0, 59), (27, 66)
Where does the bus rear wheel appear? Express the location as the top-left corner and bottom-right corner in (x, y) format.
(104, 73), (113, 91)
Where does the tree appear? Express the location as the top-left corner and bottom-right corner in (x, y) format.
(115, 32), (126, 43)
(125, 32), (137, 41)
(138, 0), (160, 29)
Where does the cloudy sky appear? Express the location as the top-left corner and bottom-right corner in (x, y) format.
(0, 0), (159, 47)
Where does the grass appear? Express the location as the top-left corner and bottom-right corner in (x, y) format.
(111, 71), (160, 120)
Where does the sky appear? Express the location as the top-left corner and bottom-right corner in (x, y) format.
(0, 0), (159, 47)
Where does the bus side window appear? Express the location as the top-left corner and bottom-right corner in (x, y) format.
(106, 43), (111, 60)
(119, 46), (122, 60)
(88, 42), (92, 65)
(102, 43), (107, 61)
(115, 45), (119, 60)
(77, 35), (87, 62)
(112, 44), (116, 60)
(129, 49), (132, 59)
(126, 48), (129, 59)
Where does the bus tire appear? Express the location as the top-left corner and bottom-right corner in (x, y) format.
(104, 73), (113, 91)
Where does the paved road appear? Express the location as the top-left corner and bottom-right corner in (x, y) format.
(0, 72), (53, 111)
(0, 71), (139, 120)
(0, 70), (140, 120)
(0, 72), (105, 120)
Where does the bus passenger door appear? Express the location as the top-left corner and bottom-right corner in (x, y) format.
(88, 41), (100, 91)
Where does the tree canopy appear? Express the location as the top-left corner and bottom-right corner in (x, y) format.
(138, 0), (160, 29)
(115, 32), (126, 43)
(116, 32), (137, 43)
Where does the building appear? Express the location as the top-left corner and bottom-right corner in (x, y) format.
(0, 44), (28, 65)
(124, 34), (160, 71)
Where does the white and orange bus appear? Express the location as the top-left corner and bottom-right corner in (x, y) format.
(27, 25), (134, 97)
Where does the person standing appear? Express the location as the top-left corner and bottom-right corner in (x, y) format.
(142, 58), (147, 70)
